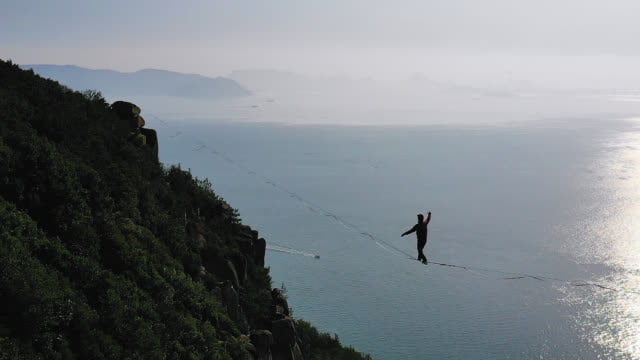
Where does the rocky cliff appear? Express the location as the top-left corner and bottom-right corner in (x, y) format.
(0, 59), (370, 360)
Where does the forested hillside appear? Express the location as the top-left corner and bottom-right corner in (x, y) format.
(0, 59), (370, 360)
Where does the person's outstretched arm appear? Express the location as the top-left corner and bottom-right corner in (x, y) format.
(401, 225), (417, 237)
(426, 212), (432, 225)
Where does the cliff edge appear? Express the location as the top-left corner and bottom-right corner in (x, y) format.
(0, 59), (370, 360)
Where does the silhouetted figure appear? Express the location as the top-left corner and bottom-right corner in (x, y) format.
(401, 212), (432, 263)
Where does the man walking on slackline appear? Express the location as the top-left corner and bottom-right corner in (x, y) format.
(401, 212), (432, 264)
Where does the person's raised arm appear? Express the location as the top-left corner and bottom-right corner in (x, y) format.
(401, 224), (417, 237)
(426, 211), (432, 225)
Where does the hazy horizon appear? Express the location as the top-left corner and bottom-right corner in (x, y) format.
(23, 63), (640, 127)
(4, 1), (640, 91)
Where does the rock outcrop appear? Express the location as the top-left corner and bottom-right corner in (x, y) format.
(203, 224), (307, 360)
(254, 237), (267, 267)
(110, 100), (158, 159)
(270, 317), (303, 360)
(272, 288), (290, 317)
(110, 100), (145, 128)
(251, 330), (274, 360)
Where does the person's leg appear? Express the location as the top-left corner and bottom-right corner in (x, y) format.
(417, 239), (427, 262)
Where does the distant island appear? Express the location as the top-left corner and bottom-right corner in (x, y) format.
(22, 64), (251, 99)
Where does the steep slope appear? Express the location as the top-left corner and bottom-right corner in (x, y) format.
(0, 60), (370, 360)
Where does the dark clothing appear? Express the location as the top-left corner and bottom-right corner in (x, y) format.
(417, 238), (427, 263)
(405, 222), (428, 241)
(402, 213), (431, 263)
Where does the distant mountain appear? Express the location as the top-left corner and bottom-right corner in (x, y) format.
(229, 69), (529, 99)
(22, 64), (251, 99)
(229, 69), (312, 93)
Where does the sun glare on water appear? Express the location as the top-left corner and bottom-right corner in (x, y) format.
(561, 118), (640, 358)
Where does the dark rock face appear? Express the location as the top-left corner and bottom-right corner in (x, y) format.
(230, 254), (248, 285)
(110, 101), (158, 159)
(254, 237), (266, 267)
(272, 318), (296, 347)
(271, 288), (290, 317)
(222, 281), (240, 321)
(0, 314), (10, 337)
(226, 259), (241, 290)
(251, 330), (274, 360)
(241, 335), (257, 358)
(110, 101), (143, 130)
(221, 281), (249, 333)
(271, 317), (302, 360)
(202, 253), (240, 290)
(291, 343), (303, 360)
(237, 227), (266, 267)
(236, 229), (254, 252)
(139, 128), (158, 158)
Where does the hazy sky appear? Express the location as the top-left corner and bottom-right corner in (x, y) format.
(3, 1), (640, 86)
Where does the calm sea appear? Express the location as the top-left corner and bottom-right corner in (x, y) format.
(153, 110), (640, 359)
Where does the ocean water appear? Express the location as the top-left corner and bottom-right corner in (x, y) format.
(152, 112), (640, 359)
